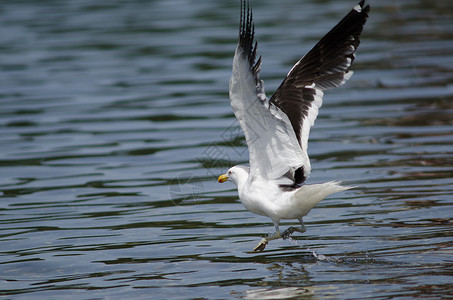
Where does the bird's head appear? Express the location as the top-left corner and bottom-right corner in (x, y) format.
(218, 165), (249, 186)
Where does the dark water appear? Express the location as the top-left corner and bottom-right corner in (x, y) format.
(1, 0), (453, 298)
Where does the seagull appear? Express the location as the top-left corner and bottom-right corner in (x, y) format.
(218, 0), (370, 251)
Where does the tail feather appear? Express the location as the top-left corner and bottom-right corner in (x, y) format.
(288, 181), (354, 218)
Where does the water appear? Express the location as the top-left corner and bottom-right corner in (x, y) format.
(1, 0), (453, 298)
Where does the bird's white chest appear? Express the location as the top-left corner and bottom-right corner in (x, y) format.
(237, 181), (283, 218)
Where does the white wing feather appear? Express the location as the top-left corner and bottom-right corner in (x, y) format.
(229, 47), (306, 185)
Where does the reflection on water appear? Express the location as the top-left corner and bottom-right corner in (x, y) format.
(1, 0), (453, 298)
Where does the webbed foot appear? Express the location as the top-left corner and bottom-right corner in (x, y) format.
(253, 238), (268, 251)
(281, 225), (306, 239)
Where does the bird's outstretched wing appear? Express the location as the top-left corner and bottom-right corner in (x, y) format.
(229, 1), (305, 187)
(229, 0), (369, 187)
(269, 1), (370, 183)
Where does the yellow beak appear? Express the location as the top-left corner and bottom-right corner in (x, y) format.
(218, 174), (229, 183)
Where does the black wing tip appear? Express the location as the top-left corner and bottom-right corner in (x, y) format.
(348, 1), (371, 47)
(355, 1), (371, 21)
(318, 0), (371, 60)
(358, 0), (371, 15)
(239, 0), (261, 74)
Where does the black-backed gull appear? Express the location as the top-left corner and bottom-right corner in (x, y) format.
(218, 0), (370, 251)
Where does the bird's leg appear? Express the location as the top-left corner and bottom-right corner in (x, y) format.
(281, 218), (306, 239)
(253, 225), (281, 252)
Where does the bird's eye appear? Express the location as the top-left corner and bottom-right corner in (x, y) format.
(228, 171), (232, 175)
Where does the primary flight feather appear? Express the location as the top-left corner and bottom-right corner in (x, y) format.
(218, 0), (370, 251)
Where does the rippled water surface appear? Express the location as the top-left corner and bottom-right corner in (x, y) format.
(1, 0), (453, 298)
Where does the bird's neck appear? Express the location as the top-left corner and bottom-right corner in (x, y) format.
(235, 172), (249, 192)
